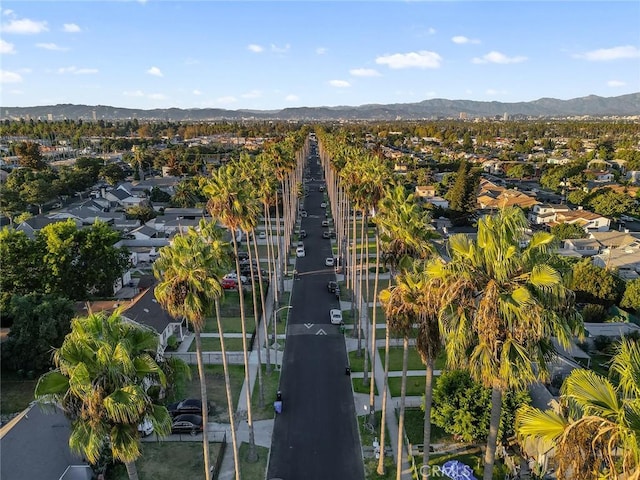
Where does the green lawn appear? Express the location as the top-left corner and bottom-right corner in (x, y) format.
(348, 349), (369, 372)
(239, 443), (269, 480)
(0, 371), (37, 414)
(378, 347), (446, 372)
(387, 375), (426, 398)
(203, 315), (246, 334)
(218, 291), (258, 318)
(352, 377), (378, 395)
(172, 364), (244, 423)
(188, 336), (249, 352)
(111, 442), (224, 480)
(403, 407), (452, 445)
(251, 365), (282, 420)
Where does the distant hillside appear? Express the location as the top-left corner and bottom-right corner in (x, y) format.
(2, 93), (639, 121)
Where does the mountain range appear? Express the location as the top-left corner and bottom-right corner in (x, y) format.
(2, 93), (639, 121)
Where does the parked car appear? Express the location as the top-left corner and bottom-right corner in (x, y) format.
(296, 246), (306, 257)
(171, 414), (204, 436)
(236, 251), (249, 261)
(167, 398), (211, 417)
(319, 185), (325, 192)
(330, 309), (343, 325)
(258, 231), (267, 239)
(325, 257), (335, 267)
(223, 273), (248, 284)
(322, 231), (331, 239)
(299, 229), (307, 239)
(327, 281), (338, 293)
(300, 210), (308, 218)
(221, 278), (239, 289)
(322, 220), (330, 227)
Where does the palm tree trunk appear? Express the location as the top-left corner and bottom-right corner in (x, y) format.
(247, 231), (264, 408)
(396, 335), (409, 480)
(253, 224), (271, 375)
(377, 315), (392, 476)
(274, 188), (284, 296)
(193, 329), (213, 480)
(232, 236), (258, 462)
(422, 357), (434, 469)
(368, 233), (380, 426)
(362, 212), (369, 385)
(215, 300), (240, 480)
(124, 460), (139, 480)
(483, 385), (503, 480)
(351, 208), (358, 340)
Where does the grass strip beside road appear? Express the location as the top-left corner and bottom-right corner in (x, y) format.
(239, 443), (269, 480)
(188, 336), (248, 352)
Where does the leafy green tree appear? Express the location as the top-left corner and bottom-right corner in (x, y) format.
(569, 259), (624, 306)
(1, 293), (74, 372)
(0, 228), (44, 299)
(75, 157), (103, 183)
(35, 311), (175, 480)
(149, 186), (171, 203)
(100, 163), (127, 185)
(621, 278), (640, 312)
(0, 185), (26, 225)
(15, 141), (46, 170)
(431, 370), (530, 443)
(446, 160), (479, 218)
(126, 205), (156, 223)
(38, 220), (130, 299)
(587, 189), (636, 218)
(550, 223), (588, 240)
(506, 163), (534, 179)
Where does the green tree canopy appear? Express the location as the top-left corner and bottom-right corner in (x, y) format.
(569, 259), (625, 306)
(550, 223), (588, 240)
(1, 293), (74, 372)
(621, 278), (640, 312)
(15, 141), (47, 170)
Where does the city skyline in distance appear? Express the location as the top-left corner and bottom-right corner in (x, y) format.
(1, 1), (639, 111)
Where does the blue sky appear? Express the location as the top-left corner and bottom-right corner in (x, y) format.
(1, 1), (639, 110)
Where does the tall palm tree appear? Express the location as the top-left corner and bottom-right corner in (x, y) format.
(434, 207), (583, 480)
(204, 164), (260, 462)
(380, 269), (421, 480)
(153, 225), (230, 480)
(373, 184), (436, 476)
(515, 337), (640, 480)
(35, 311), (174, 480)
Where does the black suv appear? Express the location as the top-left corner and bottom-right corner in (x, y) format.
(167, 398), (212, 417)
(327, 281), (338, 293)
(299, 229), (307, 239)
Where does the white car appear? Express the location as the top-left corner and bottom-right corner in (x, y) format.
(330, 309), (343, 325)
(322, 220), (329, 227)
(138, 419), (154, 437)
(320, 202), (327, 208)
(300, 210), (308, 218)
(224, 272), (248, 284)
(296, 246), (306, 257)
(258, 231), (266, 239)
(325, 257), (335, 267)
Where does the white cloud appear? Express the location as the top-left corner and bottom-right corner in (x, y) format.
(0, 69), (22, 83)
(428, 27), (436, 35)
(285, 94), (299, 101)
(62, 23), (81, 33)
(452, 35), (480, 45)
(376, 51), (442, 69)
(123, 90), (145, 97)
(350, 68), (381, 77)
(57, 66), (98, 74)
(316, 47), (327, 55)
(248, 44), (264, 53)
(574, 45), (640, 61)
(472, 51), (527, 64)
(216, 96), (237, 104)
(241, 89), (261, 99)
(270, 43), (290, 54)
(0, 38), (16, 54)
(329, 80), (350, 88)
(2, 9), (15, 16)
(485, 88), (507, 96)
(2, 18), (48, 34)
(146, 66), (163, 77)
(148, 93), (167, 100)
(607, 80), (626, 87)
(192, 89), (202, 95)
(36, 42), (68, 51)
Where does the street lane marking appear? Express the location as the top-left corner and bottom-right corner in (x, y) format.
(315, 329), (327, 336)
(304, 323), (314, 329)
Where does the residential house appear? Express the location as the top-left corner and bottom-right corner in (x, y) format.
(121, 283), (189, 355)
(16, 216), (81, 239)
(528, 203), (572, 225)
(476, 178), (540, 210)
(592, 238), (640, 280)
(0, 403), (91, 480)
(415, 185), (449, 209)
(128, 224), (165, 240)
(553, 209), (611, 232)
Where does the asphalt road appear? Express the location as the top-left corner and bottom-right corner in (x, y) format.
(267, 143), (365, 480)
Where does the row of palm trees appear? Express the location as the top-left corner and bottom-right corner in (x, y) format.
(36, 132), (307, 480)
(316, 129), (637, 480)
